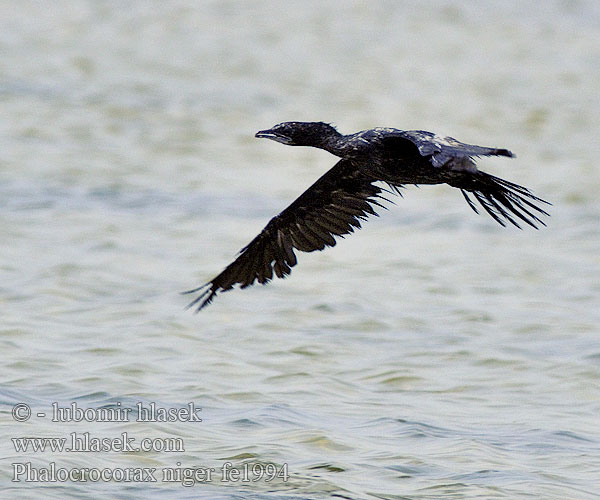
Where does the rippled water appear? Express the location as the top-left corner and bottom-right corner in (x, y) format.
(1, 1), (599, 499)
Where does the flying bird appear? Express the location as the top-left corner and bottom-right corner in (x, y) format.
(184, 122), (550, 311)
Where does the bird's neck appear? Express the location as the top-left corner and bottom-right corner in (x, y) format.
(314, 132), (349, 157)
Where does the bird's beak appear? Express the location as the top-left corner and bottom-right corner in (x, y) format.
(255, 129), (293, 145)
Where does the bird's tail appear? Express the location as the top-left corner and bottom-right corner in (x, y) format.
(447, 171), (550, 229)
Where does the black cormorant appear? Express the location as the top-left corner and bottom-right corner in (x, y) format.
(185, 121), (550, 311)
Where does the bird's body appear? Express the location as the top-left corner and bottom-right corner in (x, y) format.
(185, 122), (549, 311)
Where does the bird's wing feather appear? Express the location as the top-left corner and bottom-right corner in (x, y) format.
(381, 130), (550, 228)
(184, 159), (391, 311)
(447, 170), (551, 229)
(394, 130), (514, 167)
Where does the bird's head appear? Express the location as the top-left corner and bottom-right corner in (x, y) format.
(255, 121), (340, 147)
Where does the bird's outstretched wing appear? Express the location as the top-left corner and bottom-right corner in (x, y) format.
(446, 170), (550, 229)
(386, 130), (551, 228)
(183, 159), (392, 312)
